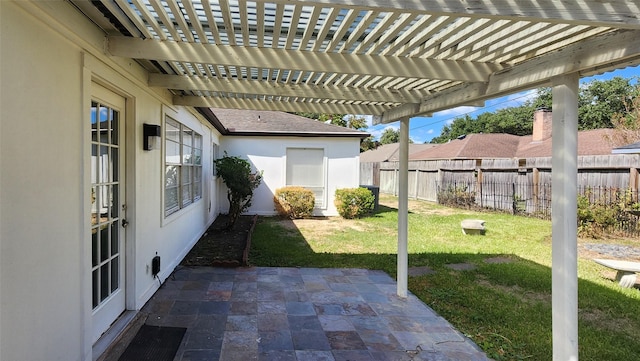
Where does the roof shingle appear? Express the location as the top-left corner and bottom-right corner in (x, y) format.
(209, 108), (369, 138)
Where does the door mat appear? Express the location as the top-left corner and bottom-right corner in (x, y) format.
(118, 325), (186, 361)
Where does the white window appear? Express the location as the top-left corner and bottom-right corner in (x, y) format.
(286, 148), (325, 208)
(165, 116), (202, 217)
(211, 142), (220, 176)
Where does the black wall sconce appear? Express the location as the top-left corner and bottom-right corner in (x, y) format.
(143, 123), (161, 151)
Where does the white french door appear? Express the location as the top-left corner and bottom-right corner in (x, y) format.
(90, 84), (126, 343)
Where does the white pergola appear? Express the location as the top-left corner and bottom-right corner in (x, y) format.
(68, 1), (640, 359)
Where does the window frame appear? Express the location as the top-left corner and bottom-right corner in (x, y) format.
(285, 147), (327, 209)
(164, 115), (203, 218)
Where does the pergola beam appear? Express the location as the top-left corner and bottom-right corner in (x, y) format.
(273, 0), (640, 29)
(377, 29), (640, 123)
(108, 36), (500, 82)
(149, 74), (429, 104)
(173, 95), (391, 115)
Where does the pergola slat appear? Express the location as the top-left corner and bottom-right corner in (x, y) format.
(108, 36), (500, 82)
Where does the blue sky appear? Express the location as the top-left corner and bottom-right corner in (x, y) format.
(364, 65), (640, 143)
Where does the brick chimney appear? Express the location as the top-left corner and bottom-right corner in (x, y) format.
(532, 107), (552, 142)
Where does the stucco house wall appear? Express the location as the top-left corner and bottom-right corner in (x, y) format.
(1, 3), (220, 360)
(221, 136), (362, 217)
(0, 3), (364, 360)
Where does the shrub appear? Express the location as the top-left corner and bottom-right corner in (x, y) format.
(577, 188), (640, 238)
(274, 187), (315, 219)
(437, 184), (476, 209)
(334, 187), (375, 219)
(214, 152), (262, 229)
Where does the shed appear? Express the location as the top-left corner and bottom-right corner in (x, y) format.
(207, 108), (368, 216)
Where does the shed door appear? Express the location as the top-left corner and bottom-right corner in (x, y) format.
(90, 84), (126, 343)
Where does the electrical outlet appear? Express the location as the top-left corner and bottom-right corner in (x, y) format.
(152, 255), (161, 276)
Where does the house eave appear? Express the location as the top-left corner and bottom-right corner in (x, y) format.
(225, 131), (370, 139)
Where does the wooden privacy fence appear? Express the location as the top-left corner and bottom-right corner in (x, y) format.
(361, 155), (639, 201)
(360, 155), (640, 235)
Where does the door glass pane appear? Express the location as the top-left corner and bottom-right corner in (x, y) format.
(110, 257), (119, 293)
(111, 185), (119, 218)
(100, 146), (109, 183)
(91, 102), (98, 142)
(100, 226), (109, 262)
(91, 145), (98, 183)
(96, 185), (105, 219)
(99, 106), (108, 143)
(92, 270), (99, 308)
(100, 264), (109, 301)
(91, 186), (98, 225)
(92, 231), (99, 267)
(111, 148), (119, 182)
(111, 222), (119, 256)
(110, 109), (119, 146)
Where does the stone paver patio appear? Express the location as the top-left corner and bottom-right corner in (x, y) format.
(133, 266), (489, 361)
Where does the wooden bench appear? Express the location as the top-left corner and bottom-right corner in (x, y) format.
(461, 219), (486, 235)
(593, 259), (640, 288)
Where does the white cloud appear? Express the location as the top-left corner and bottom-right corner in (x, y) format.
(434, 105), (480, 118)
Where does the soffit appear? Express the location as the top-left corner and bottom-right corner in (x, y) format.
(70, 0), (640, 123)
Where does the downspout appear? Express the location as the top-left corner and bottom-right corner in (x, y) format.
(397, 118), (410, 298)
(551, 74), (579, 361)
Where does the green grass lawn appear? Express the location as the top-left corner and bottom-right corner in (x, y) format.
(249, 194), (640, 360)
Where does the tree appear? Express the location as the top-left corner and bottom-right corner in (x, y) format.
(379, 128), (400, 144)
(344, 115), (367, 130)
(294, 112), (346, 126)
(295, 113), (373, 151)
(429, 77), (638, 143)
(379, 128), (414, 144)
(360, 136), (379, 151)
(214, 153), (263, 229)
(479, 104), (535, 135)
(578, 76), (636, 130)
(603, 84), (640, 147)
(430, 115), (482, 143)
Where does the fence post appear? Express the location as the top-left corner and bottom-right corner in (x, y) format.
(512, 182), (517, 214)
(492, 182), (496, 210)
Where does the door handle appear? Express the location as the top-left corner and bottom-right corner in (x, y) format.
(121, 218), (129, 228)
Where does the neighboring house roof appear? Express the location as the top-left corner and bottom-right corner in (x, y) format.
(612, 141), (640, 154)
(409, 129), (616, 160)
(359, 143), (437, 162)
(516, 129), (615, 157)
(200, 107), (369, 138)
(411, 134), (521, 160)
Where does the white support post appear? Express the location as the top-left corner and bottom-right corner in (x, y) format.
(397, 118), (409, 298)
(551, 74), (579, 361)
